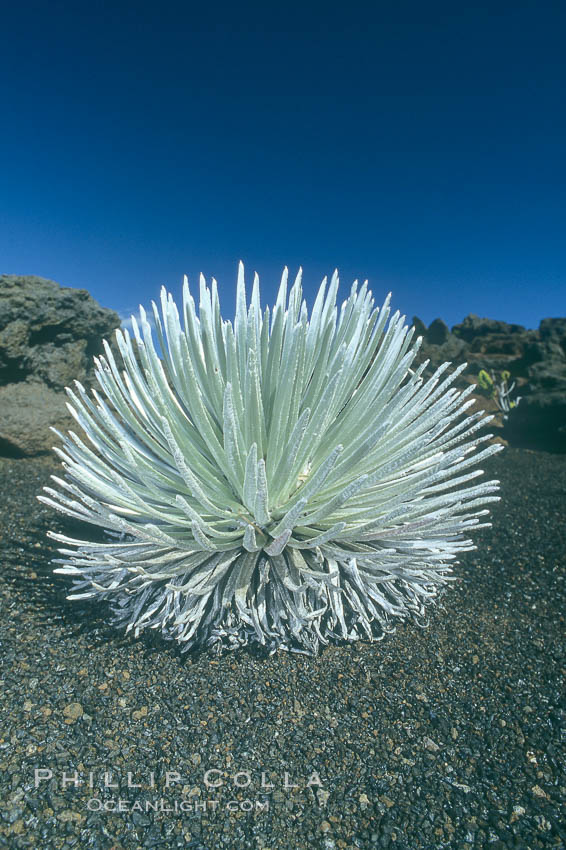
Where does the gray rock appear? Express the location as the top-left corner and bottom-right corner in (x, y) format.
(468, 333), (526, 358)
(0, 275), (119, 389)
(452, 314), (526, 342)
(417, 334), (467, 370)
(0, 275), (120, 456)
(426, 318), (450, 346)
(0, 383), (76, 456)
(413, 311), (566, 452)
(509, 360), (566, 454)
(539, 317), (566, 344)
(411, 316), (428, 338)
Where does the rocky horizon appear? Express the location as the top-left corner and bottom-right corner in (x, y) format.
(1, 275), (565, 455)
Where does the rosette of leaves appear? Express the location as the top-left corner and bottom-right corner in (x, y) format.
(40, 263), (502, 655)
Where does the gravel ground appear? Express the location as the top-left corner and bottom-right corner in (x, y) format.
(0, 447), (564, 850)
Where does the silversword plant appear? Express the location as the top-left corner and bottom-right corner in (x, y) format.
(40, 263), (502, 655)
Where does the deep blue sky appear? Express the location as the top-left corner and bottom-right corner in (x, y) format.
(2, 0), (564, 330)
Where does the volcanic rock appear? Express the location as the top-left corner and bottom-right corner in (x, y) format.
(412, 313), (566, 452)
(0, 275), (120, 456)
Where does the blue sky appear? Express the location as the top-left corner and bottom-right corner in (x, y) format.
(2, 0), (564, 330)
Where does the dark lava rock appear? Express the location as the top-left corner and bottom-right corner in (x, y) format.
(0, 275), (120, 457)
(413, 312), (566, 453)
(411, 316), (427, 339)
(412, 319), (467, 371)
(426, 318), (450, 346)
(539, 317), (566, 345)
(506, 390), (566, 453)
(452, 314), (527, 342)
(507, 319), (566, 453)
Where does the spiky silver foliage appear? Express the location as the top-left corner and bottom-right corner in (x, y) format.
(39, 263), (502, 655)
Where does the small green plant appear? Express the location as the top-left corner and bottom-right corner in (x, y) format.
(39, 264), (502, 655)
(477, 369), (521, 420)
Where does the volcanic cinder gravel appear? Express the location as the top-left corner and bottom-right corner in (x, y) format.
(0, 447), (564, 850)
